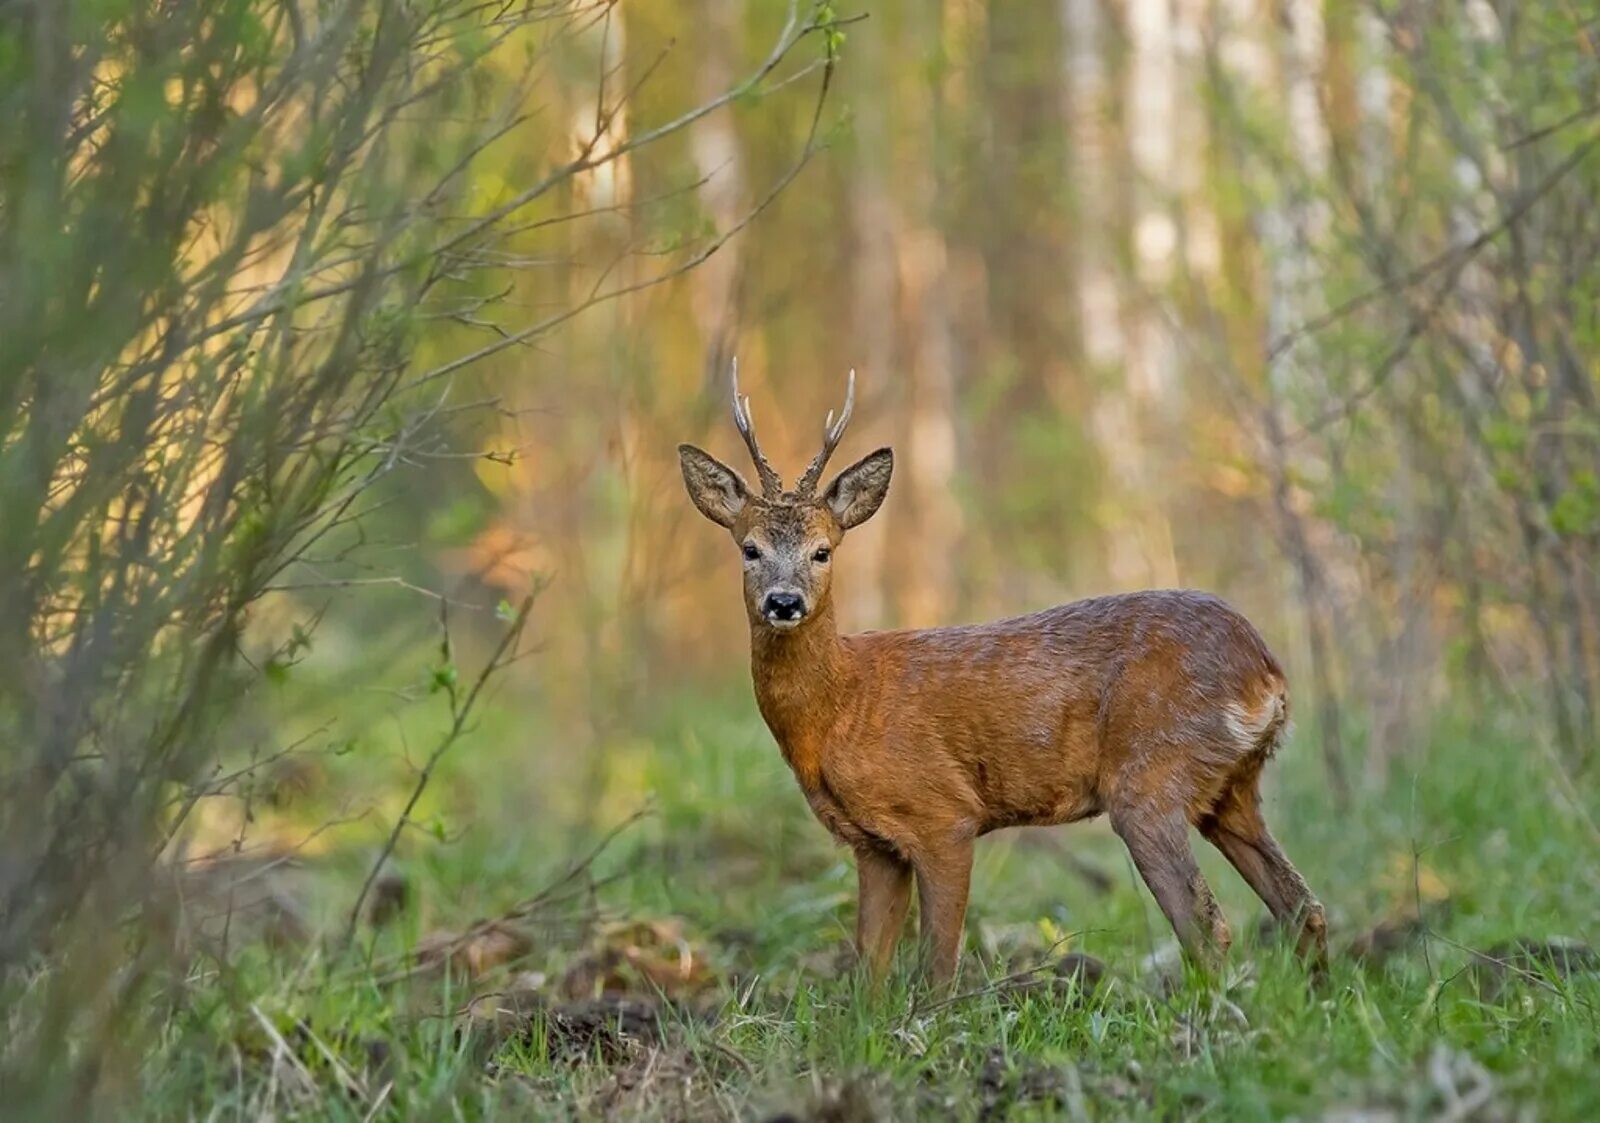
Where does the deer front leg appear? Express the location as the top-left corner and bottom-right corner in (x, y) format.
(914, 837), (974, 987)
(855, 845), (913, 981)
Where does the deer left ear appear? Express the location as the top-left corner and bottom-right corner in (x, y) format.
(823, 447), (893, 530)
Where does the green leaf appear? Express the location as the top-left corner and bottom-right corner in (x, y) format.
(1550, 481), (1599, 537)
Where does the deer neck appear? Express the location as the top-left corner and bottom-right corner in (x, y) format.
(749, 599), (850, 788)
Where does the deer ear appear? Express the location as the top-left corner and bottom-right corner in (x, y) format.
(678, 444), (750, 529)
(823, 447), (893, 530)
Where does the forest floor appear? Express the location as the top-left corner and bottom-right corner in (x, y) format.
(143, 689), (1600, 1120)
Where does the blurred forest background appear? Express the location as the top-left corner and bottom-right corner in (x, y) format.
(1, 0), (1597, 1117)
(424, 0), (1599, 798)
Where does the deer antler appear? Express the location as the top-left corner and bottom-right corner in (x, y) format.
(730, 358), (783, 497)
(795, 369), (856, 496)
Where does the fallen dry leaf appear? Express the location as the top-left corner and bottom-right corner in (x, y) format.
(261, 755), (326, 809)
(415, 920), (532, 979)
(560, 917), (714, 1000)
(463, 970), (549, 1039)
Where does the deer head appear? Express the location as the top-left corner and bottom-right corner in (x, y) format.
(679, 364), (893, 631)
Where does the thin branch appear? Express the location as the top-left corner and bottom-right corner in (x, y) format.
(342, 593), (536, 947)
(404, 48), (837, 392)
(1266, 131), (1600, 362)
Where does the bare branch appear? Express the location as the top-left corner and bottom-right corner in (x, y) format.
(342, 593), (537, 947)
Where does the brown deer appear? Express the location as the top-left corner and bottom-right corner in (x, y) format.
(678, 368), (1327, 985)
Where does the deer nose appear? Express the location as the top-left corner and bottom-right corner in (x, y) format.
(762, 591), (806, 623)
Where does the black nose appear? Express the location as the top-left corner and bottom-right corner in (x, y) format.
(762, 592), (805, 621)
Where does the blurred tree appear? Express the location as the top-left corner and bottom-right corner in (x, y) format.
(0, 0), (837, 1106)
(443, 2), (1598, 813)
(1194, 0), (1600, 775)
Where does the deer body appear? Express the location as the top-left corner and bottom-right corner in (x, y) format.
(755, 591), (1286, 843)
(681, 370), (1326, 984)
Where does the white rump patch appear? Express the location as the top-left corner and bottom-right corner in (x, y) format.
(1223, 688), (1287, 752)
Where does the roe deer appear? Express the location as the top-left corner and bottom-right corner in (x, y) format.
(678, 367), (1327, 985)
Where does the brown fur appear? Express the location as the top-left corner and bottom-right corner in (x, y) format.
(679, 382), (1326, 985)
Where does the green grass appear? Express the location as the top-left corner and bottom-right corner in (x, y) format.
(137, 687), (1600, 1120)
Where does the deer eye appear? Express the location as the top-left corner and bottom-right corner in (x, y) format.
(742, 543), (760, 561)
(813, 546), (832, 563)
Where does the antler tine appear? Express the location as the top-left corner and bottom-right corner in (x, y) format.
(796, 369), (856, 496)
(730, 358), (783, 496)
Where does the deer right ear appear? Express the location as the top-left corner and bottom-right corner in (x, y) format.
(678, 444), (750, 529)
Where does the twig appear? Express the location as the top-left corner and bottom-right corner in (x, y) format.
(355, 808), (646, 989)
(1422, 932), (1565, 998)
(1265, 130), (1600, 362)
(1502, 100), (1600, 150)
(342, 593), (537, 947)
(361, 1082), (394, 1123)
(250, 1003), (318, 1104)
(401, 30), (838, 394)
(504, 804), (654, 920)
(295, 1015), (368, 1100)
(904, 931), (1089, 1022)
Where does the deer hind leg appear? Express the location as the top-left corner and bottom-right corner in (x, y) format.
(855, 845), (914, 982)
(1110, 805), (1232, 971)
(1199, 770), (1327, 968)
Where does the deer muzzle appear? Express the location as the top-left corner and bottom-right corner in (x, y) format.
(761, 591), (808, 628)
